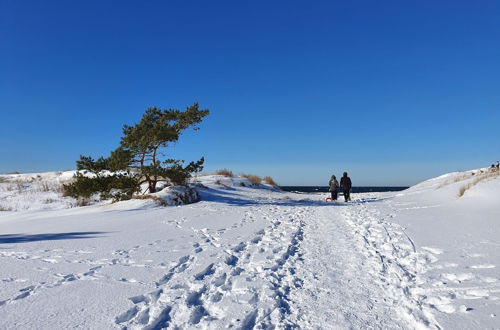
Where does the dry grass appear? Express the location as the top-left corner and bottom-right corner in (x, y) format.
(458, 169), (500, 197)
(0, 205), (13, 211)
(263, 176), (278, 187)
(239, 173), (262, 186)
(133, 194), (167, 206)
(39, 182), (51, 192)
(132, 194), (153, 200)
(215, 169), (234, 177)
(16, 183), (25, 193)
(437, 167), (498, 189)
(437, 172), (475, 189)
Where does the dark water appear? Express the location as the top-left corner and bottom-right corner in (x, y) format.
(280, 186), (409, 194)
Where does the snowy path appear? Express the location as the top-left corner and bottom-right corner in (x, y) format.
(289, 203), (408, 329)
(112, 194), (439, 329)
(287, 199), (442, 329)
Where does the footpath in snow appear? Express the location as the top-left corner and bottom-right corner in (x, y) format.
(0, 170), (499, 329)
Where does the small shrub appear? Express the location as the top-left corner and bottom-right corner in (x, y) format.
(64, 173), (140, 202)
(240, 181), (246, 187)
(263, 176), (278, 187)
(215, 169), (233, 177)
(239, 173), (261, 186)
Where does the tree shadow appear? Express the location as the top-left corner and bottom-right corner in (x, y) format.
(0, 232), (109, 244)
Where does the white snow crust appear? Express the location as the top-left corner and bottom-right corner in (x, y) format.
(0, 169), (499, 329)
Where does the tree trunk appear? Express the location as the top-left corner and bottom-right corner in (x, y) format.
(148, 181), (156, 193)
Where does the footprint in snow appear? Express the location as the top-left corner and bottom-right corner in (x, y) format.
(194, 264), (215, 281)
(469, 264), (495, 269)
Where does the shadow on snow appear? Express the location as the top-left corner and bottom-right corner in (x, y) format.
(0, 231), (108, 244)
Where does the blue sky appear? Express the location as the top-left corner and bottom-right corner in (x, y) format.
(1, 0), (499, 186)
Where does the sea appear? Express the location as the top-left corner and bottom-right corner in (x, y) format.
(280, 186), (409, 194)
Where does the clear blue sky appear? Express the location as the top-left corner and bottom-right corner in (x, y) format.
(1, 1), (499, 186)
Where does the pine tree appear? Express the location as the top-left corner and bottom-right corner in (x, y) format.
(64, 155), (140, 201)
(114, 102), (209, 192)
(66, 102), (209, 200)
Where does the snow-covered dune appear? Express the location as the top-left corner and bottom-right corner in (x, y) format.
(0, 171), (78, 211)
(380, 167), (500, 328)
(0, 169), (498, 329)
(0, 171), (203, 212)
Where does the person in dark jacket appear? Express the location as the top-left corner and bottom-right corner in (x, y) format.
(328, 175), (339, 201)
(340, 172), (352, 202)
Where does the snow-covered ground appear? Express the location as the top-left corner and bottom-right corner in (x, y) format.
(0, 169), (499, 329)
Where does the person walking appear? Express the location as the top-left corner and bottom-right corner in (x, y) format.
(340, 172), (352, 202)
(328, 175), (339, 201)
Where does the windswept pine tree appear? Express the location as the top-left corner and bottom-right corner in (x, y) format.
(65, 103), (209, 200)
(114, 102), (209, 192)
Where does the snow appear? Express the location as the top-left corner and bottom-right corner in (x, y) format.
(0, 169), (499, 329)
(0, 171), (79, 211)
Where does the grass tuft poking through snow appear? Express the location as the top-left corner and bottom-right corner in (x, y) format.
(458, 169), (500, 197)
(133, 194), (168, 206)
(214, 169), (234, 177)
(437, 171), (476, 189)
(262, 176), (278, 187)
(239, 173), (262, 186)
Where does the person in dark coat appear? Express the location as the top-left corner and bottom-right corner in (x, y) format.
(328, 175), (339, 201)
(340, 172), (352, 202)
